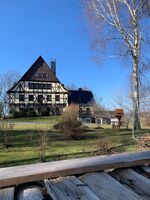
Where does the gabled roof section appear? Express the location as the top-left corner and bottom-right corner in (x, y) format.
(7, 56), (60, 93)
(20, 56), (60, 82)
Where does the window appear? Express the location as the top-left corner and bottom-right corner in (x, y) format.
(43, 84), (47, 89)
(86, 108), (91, 114)
(38, 73), (42, 78)
(19, 94), (24, 101)
(38, 83), (43, 89)
(34, 83), (38, 89)
(43, 73), (47, 78)
(29, 95), (34, 101)
(47, 95), (51, 101)
(29, 83), (34, 89)
(34, 73), (38, 77)
(38, 95), (43, 103)
(56, 95), (60, 101)
(29, 83), (52, 89)
(47, 84), (52, 89)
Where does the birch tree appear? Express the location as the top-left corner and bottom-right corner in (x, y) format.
(84, 0), (150, 130)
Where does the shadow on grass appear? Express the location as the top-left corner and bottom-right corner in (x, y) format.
(0, 127), (144, 168)
(0, 128), (102, 147)
(0, 150), (97, 167)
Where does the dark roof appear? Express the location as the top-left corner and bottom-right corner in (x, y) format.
(20, 56), (60, 82)
(68, 89), (95, 105)
(8, 56), (60, 93)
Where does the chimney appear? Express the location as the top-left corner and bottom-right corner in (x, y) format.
(51, 60), (56, 75)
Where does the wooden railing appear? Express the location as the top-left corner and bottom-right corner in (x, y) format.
(0, 150), (150, 188)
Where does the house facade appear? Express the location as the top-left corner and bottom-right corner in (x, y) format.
(7, 56), (68, 116)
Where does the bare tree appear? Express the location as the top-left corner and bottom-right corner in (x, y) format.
(112, 85), (131, 126)
(91, 97), (106, 126)
(0, 71), (20, 117)
(65, 84), (78, 90)
(66, 84), (91, 91)
(83, 0), (150, 130)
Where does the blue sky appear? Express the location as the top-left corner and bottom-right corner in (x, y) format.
(0, 0), (129, 108)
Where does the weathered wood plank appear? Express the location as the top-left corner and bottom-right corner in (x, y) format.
(80, 172), (143, 200)
(45, 176), (100, 200)
(16, 185), (44, 200)
(0, 150), (150, 188)
(0, 187), (14, 200)
(112, 168), (150, 199)
(140, 165), (150, 173)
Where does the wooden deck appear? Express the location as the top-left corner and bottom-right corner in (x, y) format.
(0, 151), (150, 200)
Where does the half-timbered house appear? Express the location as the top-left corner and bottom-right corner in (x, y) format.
(7, 56), (68, 116)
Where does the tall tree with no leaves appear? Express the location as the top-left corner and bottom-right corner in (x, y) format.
(0, 71), (20, 116)
(84, 0), (150, 130)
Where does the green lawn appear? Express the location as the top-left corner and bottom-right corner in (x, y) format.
(3, 116), (62, 123)
(0, 120), (149, 168)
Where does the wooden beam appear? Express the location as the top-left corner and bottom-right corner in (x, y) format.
(0, 151), (150, 188)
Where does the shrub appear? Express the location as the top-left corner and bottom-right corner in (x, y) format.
(28, 110), (37, 117)
(95, 138), (116, 155)
(37, 130), (49, 162)
(54, 104), (82, 139)
(11, 110), (27, 118)
(41, 111), (50, 116)
(138, 134), (150, 149)
(0, 122), (14, 148)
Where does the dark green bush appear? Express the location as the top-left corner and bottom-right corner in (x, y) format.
(11, 110), (27, 118)
(28, 110), (37, 117)
(41, 111), (50, 116)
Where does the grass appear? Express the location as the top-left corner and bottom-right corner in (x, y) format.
(0, 120), (149, 168)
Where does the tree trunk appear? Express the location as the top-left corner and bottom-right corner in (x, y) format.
(132, 8), (141, 130)
(132, 56), (141, 130)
